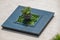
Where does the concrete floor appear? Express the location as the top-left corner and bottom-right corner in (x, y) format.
(0, 0), (60, 40)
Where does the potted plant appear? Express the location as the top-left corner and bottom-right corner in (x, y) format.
(17, 7), (40, 26)
(21, 7), (31, 20)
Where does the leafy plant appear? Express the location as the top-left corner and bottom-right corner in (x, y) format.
(52, 34), (60, 40)
(21, 7), (31, 15)
(16, 7), (40, 26)
(21, 7), (31, 20)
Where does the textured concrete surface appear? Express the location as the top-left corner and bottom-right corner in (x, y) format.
(0, 0), (60, 40)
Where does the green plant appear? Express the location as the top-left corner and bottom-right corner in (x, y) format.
(21, 7), (31, 20)
(21, 7), (31, 15)
(52, 34), (60, 40)
(16, 7), (40, 26)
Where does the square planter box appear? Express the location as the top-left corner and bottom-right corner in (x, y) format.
(2, 6), (54, 36)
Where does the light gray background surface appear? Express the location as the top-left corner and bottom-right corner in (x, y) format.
(0, 0), (60, 40)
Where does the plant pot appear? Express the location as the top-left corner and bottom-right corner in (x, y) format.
(23, 14), (31, 20)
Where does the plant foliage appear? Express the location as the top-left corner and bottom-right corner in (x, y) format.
(52, 34), (60, 40)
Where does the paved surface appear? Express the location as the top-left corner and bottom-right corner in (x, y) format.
(0, 0), (60, 40)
